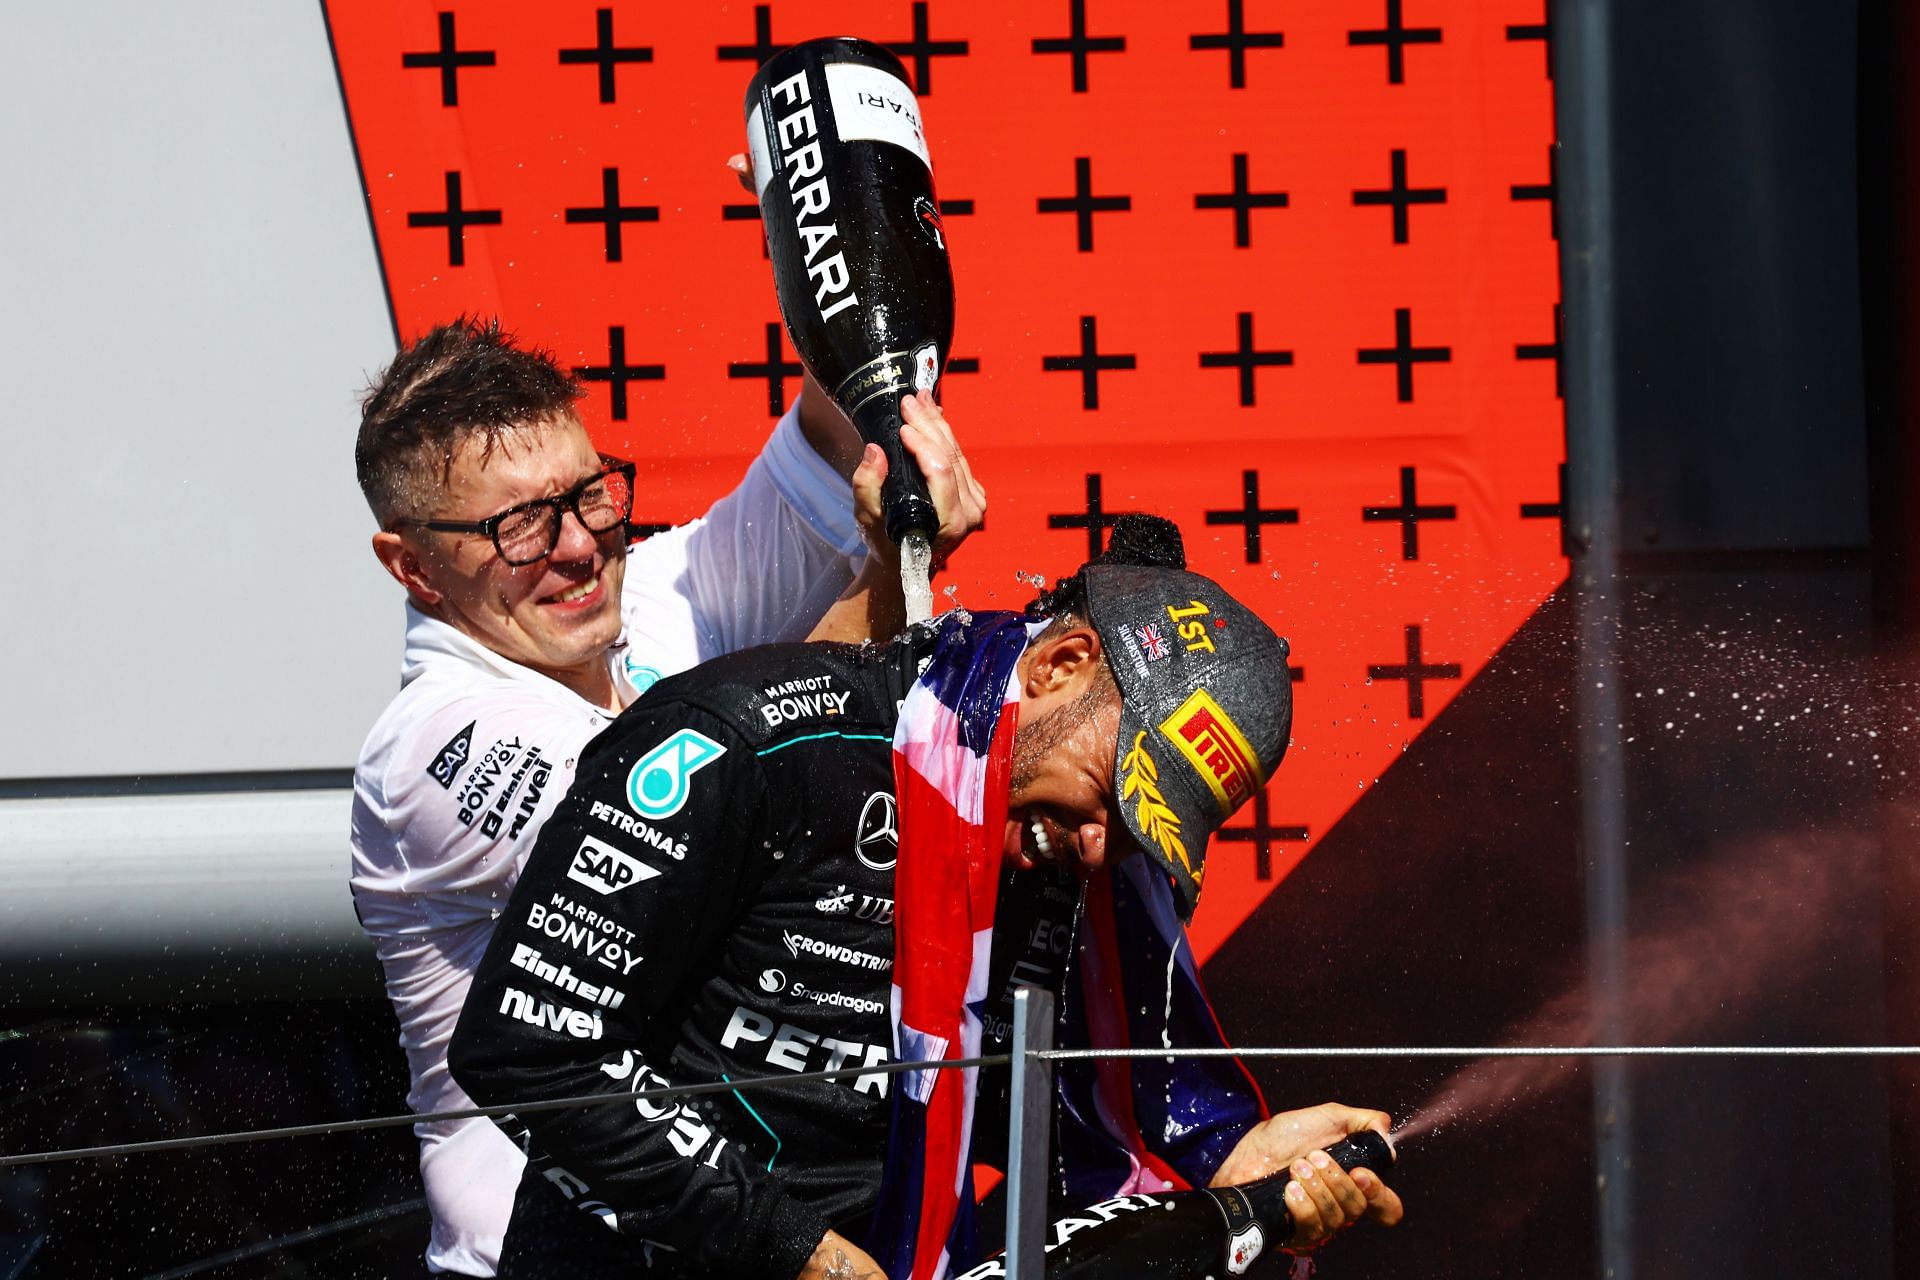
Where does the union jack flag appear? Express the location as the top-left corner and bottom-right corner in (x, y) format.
(1135, 622), (1171, 661)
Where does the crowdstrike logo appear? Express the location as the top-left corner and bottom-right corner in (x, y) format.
(782, 931), (889, 971)
(854, 791), (898, 871)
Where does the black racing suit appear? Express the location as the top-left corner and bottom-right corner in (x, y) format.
(448, 633), (1080, 1280)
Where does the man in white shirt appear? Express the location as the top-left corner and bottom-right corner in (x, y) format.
(347, 317), (983, 1277)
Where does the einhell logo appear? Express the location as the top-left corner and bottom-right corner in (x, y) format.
(1159, 688), (1263, 815)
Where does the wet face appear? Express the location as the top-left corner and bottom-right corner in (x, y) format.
(393, 416), (627, 699)
(1003, 629), (1128, 874)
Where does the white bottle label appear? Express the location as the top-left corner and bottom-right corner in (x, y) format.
(824, 61), (931, 171)
(746, 102), (775, 197)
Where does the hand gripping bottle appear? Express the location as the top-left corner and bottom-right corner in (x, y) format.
(952, 1132), (1396, 1279)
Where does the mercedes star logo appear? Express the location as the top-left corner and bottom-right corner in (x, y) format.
(855, 791), (899, 871)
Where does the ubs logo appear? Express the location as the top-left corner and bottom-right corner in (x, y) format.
(854, 791), (898, 871)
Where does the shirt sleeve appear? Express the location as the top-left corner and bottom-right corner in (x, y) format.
(447, 700), (830, 1280)
(620, 407), (865, 667)
(350, 689), (605, 937)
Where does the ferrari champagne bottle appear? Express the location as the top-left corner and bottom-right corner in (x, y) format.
(953, 1132), (1395, 1280)
(744, 37), (952, 548)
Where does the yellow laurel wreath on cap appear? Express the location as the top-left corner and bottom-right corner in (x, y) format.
(1120, 731), (1192, 877)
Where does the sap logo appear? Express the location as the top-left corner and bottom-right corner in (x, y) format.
(567, 835), (661, 896)
(854, 791), (898, 871)
(627, 729), (725, 819)
(498, 987), (602, 1040)
(719, 1006), (890, 1096)
(425, 721), (475, 789)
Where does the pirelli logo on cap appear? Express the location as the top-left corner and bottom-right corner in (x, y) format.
(1158, 688), (1264, 815)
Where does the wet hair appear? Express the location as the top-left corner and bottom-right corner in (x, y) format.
(1024, 515), (1187, 704)
(355, 317), (583, 527)
(1025, 514), (1188, 624)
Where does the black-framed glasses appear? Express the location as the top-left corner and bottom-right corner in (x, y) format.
(401, 457), (637, 566)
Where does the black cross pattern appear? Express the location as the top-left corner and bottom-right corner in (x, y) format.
(1507, 3), (1552, 79)
(946, 356), (981, 375)
(1194, 153), (1289, 248)
(1357, 308), (1451, 403)
(1520, 461), (1568, 548)
(1363, 465), (1456, 560)
(728, 323), (805, 417)
(1048, 473), (1136, 558)
(1516, 303), (1563, 397)
(574, 326), (665, 421)
(938, 198), (975, 216)
(1368, 624), (1462, 719)
(565, 168), (659, 263)
(558, 8), (653, 104)
(1042, 315), (1136, 410)
(886, 1), (970, 95)
(1033, 0), (1126, 93)
(1190, 0), (1285, 90)
(717, 5), (780, 65)
(407, 171), (501, 267)
(1511, 144), (1558, 239)
(1214, 788), (1309, 881)
(1038, 157), (1131, 252)
(1205, 469), (1299, 564)
(1347, 0), (1441, 85)
(1199, 311), (1293, 406)
(1352, 149), (1446, 245)
(401, 11), (495, 108)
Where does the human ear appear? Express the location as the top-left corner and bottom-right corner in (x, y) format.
(372, 530), (445, 608)
(1022, 627), (1102, 698)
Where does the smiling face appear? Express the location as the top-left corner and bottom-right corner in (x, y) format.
(1003, 626), (1129, 874)
(373, 415), (627, 705)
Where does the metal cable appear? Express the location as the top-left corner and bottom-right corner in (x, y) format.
(0, 1053), (1010, 1169)
(5, 1043), (1915, 1170)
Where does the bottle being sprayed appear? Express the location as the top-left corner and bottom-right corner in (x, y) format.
(744, 37), (952, 624)
(952, 1132), (1395, 1280)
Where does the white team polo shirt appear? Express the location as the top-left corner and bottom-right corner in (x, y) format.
(349, 408), (862, 1276)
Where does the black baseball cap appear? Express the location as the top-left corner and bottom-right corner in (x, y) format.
(1085, 564), (1293, 920)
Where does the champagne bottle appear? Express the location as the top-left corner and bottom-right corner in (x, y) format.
(952, 1132), (1395, 1279)
(744, 37), (952, 547)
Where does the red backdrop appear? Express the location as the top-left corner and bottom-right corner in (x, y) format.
(326, 0), (1566, 961)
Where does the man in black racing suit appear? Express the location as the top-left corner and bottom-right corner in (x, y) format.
(449, 523), (1403, 1280)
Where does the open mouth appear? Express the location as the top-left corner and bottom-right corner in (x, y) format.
(545, 573), (601, 606)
